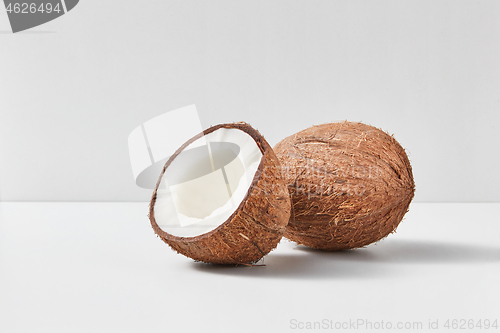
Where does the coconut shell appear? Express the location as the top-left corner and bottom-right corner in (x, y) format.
(149, 123), (291, 264)
(274, 121), (415, 250)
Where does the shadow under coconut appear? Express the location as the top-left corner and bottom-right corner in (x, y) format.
(191, 248), (393, 280)
(192, 239), (500, 279)
(295, 239), (500, 264)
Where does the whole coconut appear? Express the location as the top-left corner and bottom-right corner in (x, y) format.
(274, 121), (415, 250)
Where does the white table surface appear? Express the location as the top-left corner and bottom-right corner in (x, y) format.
(1, 202), (499, 333)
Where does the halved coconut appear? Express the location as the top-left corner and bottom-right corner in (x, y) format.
(149, 123), (291, 264)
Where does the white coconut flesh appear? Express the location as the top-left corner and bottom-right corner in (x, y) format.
(154, 128), (263, 238)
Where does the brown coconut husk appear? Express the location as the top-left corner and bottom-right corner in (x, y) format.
(149, 123), (291, 264)
(274, 121), (415, 250)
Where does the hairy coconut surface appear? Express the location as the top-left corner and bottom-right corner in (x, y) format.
(274, 121), (415, 250)
(149, 123), (290, 264)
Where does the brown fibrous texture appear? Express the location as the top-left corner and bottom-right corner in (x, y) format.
(274, 121), (415, 250)
(149, 123), (291, 264)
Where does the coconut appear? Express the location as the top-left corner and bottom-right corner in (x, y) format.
(149, 123), (290, 264)
(274, 121), (415, 250)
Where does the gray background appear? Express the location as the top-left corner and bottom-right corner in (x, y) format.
(0, 0), (499, 202)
